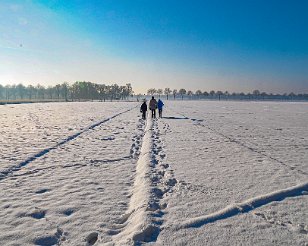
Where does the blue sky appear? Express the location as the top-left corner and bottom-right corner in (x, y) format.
(0, 0), (307, 93)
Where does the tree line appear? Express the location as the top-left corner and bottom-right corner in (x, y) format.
(0, 82), (133, 102)
(146, 88), (308, 101)
(1, 83), (307, 102)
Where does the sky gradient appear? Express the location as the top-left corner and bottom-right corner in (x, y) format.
(0, 0), (308, 94)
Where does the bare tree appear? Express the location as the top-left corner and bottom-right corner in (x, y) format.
(195, 90), (202, 99)
(5, 85), (11, 100)
(47, 86), (54, 99)
(164, 88), (171, 100)
(261, 92), (267, 100)
(253, 90), (260, 99)
(209, 90), (215, 99)
(36, 84), (46, 100)
(55, 84), (61, 100)
(110, 83), (120, 101)
(157, 89), (163, 98)
(203, 91), (209, 97)
(289, 92), (295, 100)
(16, 84), (26, 99)
(239, 92), (245, 100)
(216, 91), (223, 101)
(126, 83), (133, 100)
(179, 88), (186, 100)
(97, 84), (107, 101)
(61, 82), (69, 101)
(172, 89), (177, 100)
(10, 84), (17, 100)
(147, 88), (157, 95)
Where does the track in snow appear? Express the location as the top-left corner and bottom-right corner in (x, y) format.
(0, 106), (136, 181)
(103, 115), (177, 245)
(175, 182), (308, 229)
(173, 110), (308, 177)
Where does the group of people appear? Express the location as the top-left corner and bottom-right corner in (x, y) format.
(140, 96), (164, 120)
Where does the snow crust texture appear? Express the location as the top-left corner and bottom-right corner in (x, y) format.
(156, 101), (308, 245)
(1, 101), (307, 245)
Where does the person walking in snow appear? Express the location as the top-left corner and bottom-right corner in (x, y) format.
(157, 99), (164, 118)
(149, 96), (158, 118)
(140, 100), (147, 120)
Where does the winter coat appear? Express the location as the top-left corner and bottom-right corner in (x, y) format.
(140, 102), (147, 112)
(149, 99), (157, 110)
(157, 100), (164, 110)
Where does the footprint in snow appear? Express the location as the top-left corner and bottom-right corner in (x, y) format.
(102, 136), (115, 141)
(35, 235), (59, 246)
(35, 188), (51, 194)
(85, 232), (98, 246)
(29, 209), (46, 219)
(34, 227), (64, 246)
(158, 154), (166, 159)
(62, 208), (75, 216)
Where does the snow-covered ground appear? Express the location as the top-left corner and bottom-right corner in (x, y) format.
(0, 101), (307, 245)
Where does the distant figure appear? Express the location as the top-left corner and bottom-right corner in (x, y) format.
(149, 96), (157, 118)
(140, 100), (147, 120)
(157, 99), (164, 118)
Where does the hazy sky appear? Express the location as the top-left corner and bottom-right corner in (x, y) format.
(1, 0), (308, 94)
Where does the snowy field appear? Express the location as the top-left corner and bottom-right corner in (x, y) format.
(0, 100), (307, 246)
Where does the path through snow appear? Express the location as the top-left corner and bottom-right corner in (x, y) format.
(103, 114), (177, 245)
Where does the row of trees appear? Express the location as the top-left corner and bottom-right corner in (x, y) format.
(147, 88), (308, 101)
(0, 82), (133, 102)
(1, 83), (307, 102)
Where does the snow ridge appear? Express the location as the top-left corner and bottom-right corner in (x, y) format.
(0, 107), (136, 181)
(106, 116), (156, 245)
(175, 182), (308, 229)
(104, 116), (177, 245)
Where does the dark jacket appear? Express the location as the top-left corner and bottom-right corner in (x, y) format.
(140, 102), (147, 112)
(149, 99), (157, 110)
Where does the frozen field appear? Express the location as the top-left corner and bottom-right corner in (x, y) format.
(0, 101), (307, 245)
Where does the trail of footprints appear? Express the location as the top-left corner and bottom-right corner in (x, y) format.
(83, 117), (147, 245)
(151, 119), (177, 201)
(161, 120), (172, 135)
(99, 118), (177, 244)
(130, 118), (144, 159)
(135, 118), (177, 241)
